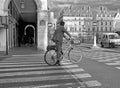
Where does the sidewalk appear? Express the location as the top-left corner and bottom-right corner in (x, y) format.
(9, 46), (44, 55)
(0, 43), (120, 59)
(0, 46), (44, 61)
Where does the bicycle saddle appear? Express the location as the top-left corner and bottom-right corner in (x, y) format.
(47, 45), (56, 51)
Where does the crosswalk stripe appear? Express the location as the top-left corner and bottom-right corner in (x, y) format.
(0, 62), (74, 68)
(84, 80), (102, 87)
(0, 73), (90, 84)
(0, 63), (45, 67)
(115, 61), (120, 63)
(0, 62), (45, 65)
(105, 62), (120, 65)
(98, 58), (118, 62)
(98, 59), (112, 62)
(91, 56), (118, 60)
(75, 73), (92, 78)
(115, 67), (120, 69)
(0, 74), (72, 84)
(0, 64), (79, 71)
(12, 54), (43, 57)
(91, 57), (103, 60)
(0, 68), (84, 77)
(12, 83), (78, 88)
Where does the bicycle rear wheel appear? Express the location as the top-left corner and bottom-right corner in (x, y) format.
(68, 48), (82, 63)
(44, 49), (57, 66)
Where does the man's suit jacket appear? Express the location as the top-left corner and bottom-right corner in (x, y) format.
(52, 25), (71, 43)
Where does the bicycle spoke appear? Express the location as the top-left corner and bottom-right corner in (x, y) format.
(44, 50), (57, 66)
(68, 48), (82, 63)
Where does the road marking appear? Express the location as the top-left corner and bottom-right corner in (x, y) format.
(115, 67), (120, 69)
(105, 62), (120, 65)
(75, 73), (92, 78)
(115, 61), (120, 63)
(84, 80), (102, 87)
(0, 62), (45, 65)
(12, 83), (78, 88)
(98, 58), (118, 62)
(0, 74), (74, 84)
(98, 59), (111, 62)
(0, 64), (78, 70)
(91, 57), (103, 60)
(0, 68), (84, 77)
(12, 54), (43, 57)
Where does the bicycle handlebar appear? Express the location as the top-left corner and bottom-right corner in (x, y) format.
(65, 38), (81, 45)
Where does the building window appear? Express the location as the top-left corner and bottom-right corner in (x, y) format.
(101, 27), (103, 31)
(79, 28), (81, 31)
(110, 27), (112, 31)
(75, 28), (76, 31)
(97, 27), (99, 31)
(101, 22), (103, 25)
(105, 27), (107, 31)
(110, 22), (111, 25)
(20, 0), (25, 9)
(79, 22), (81, 25)
(92, 27), (95, 31)
(106, 22), (107, 25)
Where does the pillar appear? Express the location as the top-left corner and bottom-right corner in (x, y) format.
(37, 10), (48, 51)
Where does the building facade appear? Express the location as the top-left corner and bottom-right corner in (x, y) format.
(0, 0), (49, 52)
(60, 5), (118, 37)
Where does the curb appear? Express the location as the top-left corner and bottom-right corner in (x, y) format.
(61, 63), (86, 88)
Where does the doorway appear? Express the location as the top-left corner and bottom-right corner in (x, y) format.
(24, 25), (35, 46)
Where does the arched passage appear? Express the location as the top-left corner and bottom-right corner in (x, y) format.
(2, 0), (48, 51)
(24, 25), (35, 45)
(3, 0), (42, 47)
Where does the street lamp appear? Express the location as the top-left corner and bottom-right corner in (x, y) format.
(92, 21), (100, 49)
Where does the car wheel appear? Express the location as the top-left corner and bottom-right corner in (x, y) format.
(109, 43), (115, 48)
(101, 42), (104, 47)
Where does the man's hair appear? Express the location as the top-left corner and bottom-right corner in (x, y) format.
(60, 21), (65, 26)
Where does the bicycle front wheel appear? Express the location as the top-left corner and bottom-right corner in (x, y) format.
(44, 49), (57, 66)
(68, 48), (82, 63)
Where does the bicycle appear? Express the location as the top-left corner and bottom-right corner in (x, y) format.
(44, 38), (82, 66)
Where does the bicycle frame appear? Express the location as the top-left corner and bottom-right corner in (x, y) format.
(44, 38), (81, 66)
(61, 39), (73, 58)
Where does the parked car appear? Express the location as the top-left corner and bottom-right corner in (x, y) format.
(100, 33), (120, 48)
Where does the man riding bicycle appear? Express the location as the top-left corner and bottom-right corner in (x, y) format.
(52, 21), (71, 65)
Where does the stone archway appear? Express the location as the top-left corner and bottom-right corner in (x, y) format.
(3, 0), (48, 51)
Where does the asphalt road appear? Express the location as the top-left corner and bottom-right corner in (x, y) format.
(0, 53), (85, 88)
(76, 47), (120, 88)
(1, 46), (120, 88)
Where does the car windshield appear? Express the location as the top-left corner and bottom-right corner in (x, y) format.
(109, 34), (119, 39)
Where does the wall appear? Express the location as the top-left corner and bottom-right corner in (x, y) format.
(0, 28), (6, 51)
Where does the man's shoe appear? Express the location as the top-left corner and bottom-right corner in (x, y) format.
(57, 62), (61, 66)
(56, 60), (61, 66)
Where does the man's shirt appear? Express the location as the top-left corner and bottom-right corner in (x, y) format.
(52, 25), (71, 43)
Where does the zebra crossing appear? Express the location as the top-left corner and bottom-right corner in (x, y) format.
(0, 55), (102, 88)
(85, 50), (120, 70)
